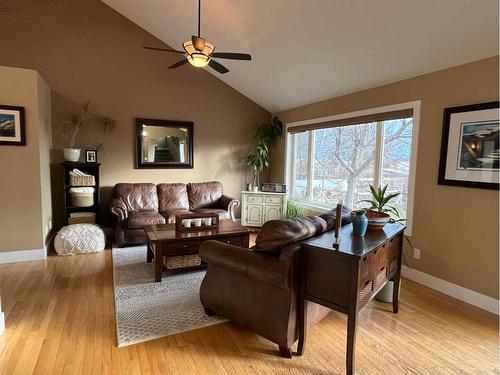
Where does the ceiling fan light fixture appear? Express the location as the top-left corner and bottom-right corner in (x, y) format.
(187, 52), (210, 67)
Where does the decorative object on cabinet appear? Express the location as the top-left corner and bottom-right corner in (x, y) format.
(352, 209), (368, 237)
(175, 213), (219, 232)
(358, 184), (402, 230)
(64, 162), (100, 225)
(85, 149), (97, 163)
(241, 191), (287, 227)
(261, 182), (287, 193)
(247, 117), (283, 190)
(135, 118), (194, 169)
(438, 101), (499, 190)
(0, 105), (25, 146)
(62, 101), (116, 162)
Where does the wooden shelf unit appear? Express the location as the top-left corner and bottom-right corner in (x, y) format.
(63, 162), (101, 225)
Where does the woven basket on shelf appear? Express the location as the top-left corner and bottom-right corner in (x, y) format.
(164, 254), (201, 270)
(68, 214), (96, 224)
(70, 175), (95, 187)
(71, 192), (94, 207)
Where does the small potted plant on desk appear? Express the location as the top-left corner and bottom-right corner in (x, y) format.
(357, 184), (405, 302)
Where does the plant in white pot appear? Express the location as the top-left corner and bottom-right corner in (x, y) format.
(62, 102), (116, 162)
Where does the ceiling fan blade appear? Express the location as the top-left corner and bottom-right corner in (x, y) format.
(143, 46), (185, 54)
(211, 52), (252, 61)
(168, 59), (189, 69)
(208, 59), (229, 74)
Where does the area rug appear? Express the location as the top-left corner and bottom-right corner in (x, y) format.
(112, 245), (226, 347)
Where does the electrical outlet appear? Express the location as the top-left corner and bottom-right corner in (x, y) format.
(413, 248), (421, 259)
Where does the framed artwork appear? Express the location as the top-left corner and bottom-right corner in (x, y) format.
(438, 101), (499, 190)
(85, 149), (97, 163)
(0, 105), (25, 146)
(135, 118), (194, 169)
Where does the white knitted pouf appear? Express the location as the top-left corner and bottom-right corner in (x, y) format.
(54, 224), (105, 256)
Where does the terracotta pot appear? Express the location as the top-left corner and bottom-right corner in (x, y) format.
(365, 209), (391, 230)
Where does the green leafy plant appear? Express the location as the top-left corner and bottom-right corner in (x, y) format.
(247, 117), (283, 187)
(286, 199), (304, 219)
(359, 184), (401, 218)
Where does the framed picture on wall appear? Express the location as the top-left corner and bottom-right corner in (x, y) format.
(0, 105), (25, 146)
(438, 101), (499, 190)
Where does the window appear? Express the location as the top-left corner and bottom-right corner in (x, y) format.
(286, 104), (418, 228)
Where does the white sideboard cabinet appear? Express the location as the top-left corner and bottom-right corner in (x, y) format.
(240, 191), (287, 227)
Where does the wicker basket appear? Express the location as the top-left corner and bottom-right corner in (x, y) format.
(71, 192), (94, 207)
(68, 212), (96, 224)
(70, 175), (95, 187)
(164, 254), (201, 270)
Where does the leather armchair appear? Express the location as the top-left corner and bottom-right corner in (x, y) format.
(199, 212), (352, 357)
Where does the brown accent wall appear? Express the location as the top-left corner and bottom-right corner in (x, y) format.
(0, 0), (270, 229)
(272, 56), (499, 299)
(0, 66), (52, 252)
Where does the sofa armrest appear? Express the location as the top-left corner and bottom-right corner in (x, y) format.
(218, 195), (239, 220)
(200, 240), (290, 290)
(110, 197), (128, 220)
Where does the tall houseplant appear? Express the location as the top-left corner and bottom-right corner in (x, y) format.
(62, 101), (116, 162)
(247, 117), (283, 190)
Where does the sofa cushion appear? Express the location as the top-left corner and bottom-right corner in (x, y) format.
(114, 183), (159, 212)
(192, 208), (230, 220)
(127, 211), (166, 229)
(157, 183), (189, 212)
(160, 209), (192, 224)
(254, 216), (327, 255)
(319, 207), (353, 231)
(187, 181), (223, 210)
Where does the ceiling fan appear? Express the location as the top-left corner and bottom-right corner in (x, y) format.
(143, 0), (251, 74)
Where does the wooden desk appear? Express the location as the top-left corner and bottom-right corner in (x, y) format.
(297, 223), (405, 375)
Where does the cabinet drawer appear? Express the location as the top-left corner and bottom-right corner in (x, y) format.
(218, 236), (245, 247)
(359, 255), (370, 285)
(167, 240), (203, 254)
(265, 195), (282, 204)
(387, 235), (402, 260)
(388, 255), (399, 277)
(369, 243), (387, 275)
(247, 195), (263, 203)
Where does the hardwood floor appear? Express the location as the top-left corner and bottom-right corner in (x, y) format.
(0, 248), (498, 374)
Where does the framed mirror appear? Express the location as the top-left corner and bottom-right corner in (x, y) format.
(136, 118), (194, 169)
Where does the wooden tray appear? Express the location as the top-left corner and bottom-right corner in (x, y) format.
(175, 213), (219, 232)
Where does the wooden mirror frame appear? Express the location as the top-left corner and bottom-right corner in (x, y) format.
(135, 118), (194, 169)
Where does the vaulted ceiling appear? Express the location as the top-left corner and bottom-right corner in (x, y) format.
(102, 0), (499, 112)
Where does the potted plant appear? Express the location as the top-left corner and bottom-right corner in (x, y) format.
(62, 102), (116, 162)
(286, 199), (304, 219)
(358, 184), (401, 230)
(246, 117), (283, 191)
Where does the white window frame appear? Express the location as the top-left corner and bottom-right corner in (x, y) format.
(284, 100), (420, 235)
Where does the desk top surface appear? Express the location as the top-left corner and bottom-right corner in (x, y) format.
(303, 223), (405, 258)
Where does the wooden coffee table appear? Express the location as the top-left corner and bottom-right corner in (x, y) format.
(144, 219), (250, 282)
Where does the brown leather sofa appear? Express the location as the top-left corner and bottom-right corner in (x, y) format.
(199, 207), (352, 357)
(110, 181), (239, 245)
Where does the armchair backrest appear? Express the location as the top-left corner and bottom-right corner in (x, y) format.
(157, 183), (189, 212)
(113, 183), (159, 213)
(187, 181), (223, 210)
(254, 216), (328, 256)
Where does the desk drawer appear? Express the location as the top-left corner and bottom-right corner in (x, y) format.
(265, 195), (282, 204)
(359, 255), (370, 284)
(247, 195), (263, 204)
(369, 243), (387, 277)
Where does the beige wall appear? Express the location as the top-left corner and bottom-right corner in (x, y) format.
(0, 66), (52, 252)
(0, 0), (270, 228)
(272, 56), (499, 299)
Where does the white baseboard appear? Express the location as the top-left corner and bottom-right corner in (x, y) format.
(402, 266), (499, 315)
(0, 312), (4, 335)
(0, 248), (47, 264)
